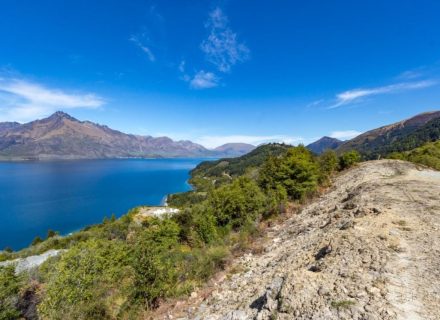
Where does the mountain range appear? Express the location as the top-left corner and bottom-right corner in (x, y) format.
(304, 111), (440, 158)
(1, 110), (439, 161)
(0, 112), (255, 160)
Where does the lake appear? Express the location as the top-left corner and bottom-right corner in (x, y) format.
(0, 158), (206, 250)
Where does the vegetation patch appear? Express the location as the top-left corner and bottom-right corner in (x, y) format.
(331, 300), (356, 309)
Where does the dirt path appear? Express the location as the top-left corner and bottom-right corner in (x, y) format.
(163, 160), (440, 320)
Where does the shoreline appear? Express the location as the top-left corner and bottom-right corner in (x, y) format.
(1, 160), (201, 253)
(0, 156), (217, 163)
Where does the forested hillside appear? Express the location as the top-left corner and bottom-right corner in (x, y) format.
(337, 111), (440, 159)
(388, 140), (440, 170)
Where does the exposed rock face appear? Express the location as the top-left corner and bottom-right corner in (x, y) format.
(0, 121), (20, 134)
(168, 160), (440, 319)
(307, 136), (344, 154)
(0, 112), (253, 160)
(0, 249), (63, 273)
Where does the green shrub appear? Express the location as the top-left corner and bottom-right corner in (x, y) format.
(31, 236), (43, 246)
(132, 218), (181, 308)
(167, 191), (208, 208)
(174, 204), (218, 245)
(38, 239), (133, 320)
(0, 265), (23, 320)
(208, 177), (266, 229)
(259, 146), (320, 200)
(318, 149), (339, 180)
(46, 230), (58, 239)
(264, 184), (288, 218)
(339, 150), (361, 170)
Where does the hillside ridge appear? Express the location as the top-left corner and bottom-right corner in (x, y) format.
(337, 110), (440, 158)
(165, 160), (440, 319)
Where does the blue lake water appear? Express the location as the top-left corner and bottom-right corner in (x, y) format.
(0, 158), (206, 250)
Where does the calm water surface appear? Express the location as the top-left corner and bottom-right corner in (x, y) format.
(0, 158), (205, 250)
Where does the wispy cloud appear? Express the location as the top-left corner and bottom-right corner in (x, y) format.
(306, 99), (324, 108)
(178, 60), (186, 73)
(186, 70), (220, 89)
(328, 80), (436, 109)
(201, 7), (249, 73)
(130, 36), (156, 62)
(194, 135), (304, 149)
(330, 130), (362, 140)
(0, 77), (104, 122)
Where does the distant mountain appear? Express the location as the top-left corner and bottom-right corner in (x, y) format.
(0, 112), (252, 160)
(306, 136), (344, 154)
(214, 143), (255, 157)
(337, 111), (440, 159)
(0, 122), (20, 135)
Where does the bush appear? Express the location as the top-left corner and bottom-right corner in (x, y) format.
(259, 146), (321, 200)
(388, 140), (440, 170)
(264, 184), (288, 218)
(208, 177), (266, 229)
(46, 229), (58, 239)
(0, 265), (23, 320)
(132, 218), (181, 308)
(31, 236), (43, 246)
(318, 149), (339, 180)
(167, 191), (208, 208)
(339, 150), (361, 170)
(174, 204), (218, 246)
(38, 239), (132, 320)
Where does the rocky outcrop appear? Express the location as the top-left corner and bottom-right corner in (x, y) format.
(165, 160), (440, 319)
(0, 249), (63, 273)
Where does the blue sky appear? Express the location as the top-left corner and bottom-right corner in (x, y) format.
(1, 0), (440, 148)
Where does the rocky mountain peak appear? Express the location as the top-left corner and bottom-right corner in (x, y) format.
(307, 136), (343, 154)
(47, 111), (78, 122)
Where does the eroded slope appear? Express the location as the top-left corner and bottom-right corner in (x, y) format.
(173, 160), (440, 320)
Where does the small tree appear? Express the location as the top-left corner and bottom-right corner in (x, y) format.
(47, 229), (58, 239)
(318, 149), (339, 179)
(339, 150), (361, 170)
(208, 177), (266, 229)
(31, 236), (43, 246)
(0, 265), (22, 319)
(259, 146), (320, 201)
(132, 218), (181, 308)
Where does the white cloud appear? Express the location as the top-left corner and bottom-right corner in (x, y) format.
(178, 60), (186, 73)
(201, 7), (249, 73)
(306, 99), (324, 108)
(397, 70), (423, 80)
(329, 80), (436, 109)
(130, 36), (155, 62)
(188, 70), (219, 89)
(194, 135), (304, 149)
(330, 130), (362, 140)
(0, 78), (105, 122)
